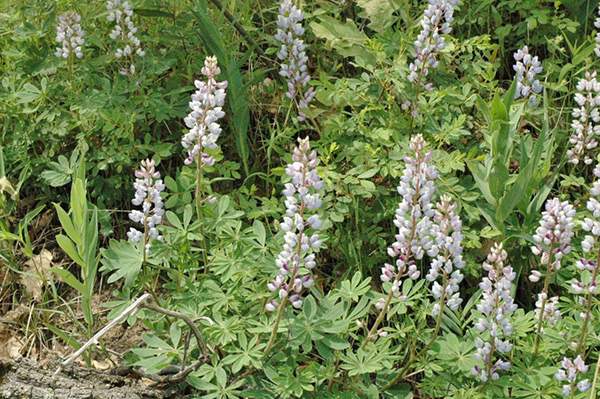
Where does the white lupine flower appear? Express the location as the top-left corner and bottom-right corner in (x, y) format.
(513, 46), (543, 106)
(555, 356), (591, 396)
(408, 0), (458, 85)
(55, 11), (85, 59)
(567, 72), (600, 165)
(183, 56), (228, 167)
(529, 198), (574, 334)
(530, 198), (575, 273)
(471, 243), (517, 382)
(595, 6), (600, 58)
(274, 0), (315, 121)
(378, 135), (438, 308)
(427, 195), (465, 315)
(127, 159), (165, 255)
(106, 0), (145, 75)
(534, 293), (561, 326)
(266, 138), (324, 312)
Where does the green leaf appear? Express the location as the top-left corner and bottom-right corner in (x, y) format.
(54, 204), (80, 246)
(355, 0), (403, 32)
(49, 268), (85, 293)
(100, 239), (144, 287)
(56, 234), (85, 267)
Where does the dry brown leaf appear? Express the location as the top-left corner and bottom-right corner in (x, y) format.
(20, 249), (56, 301)
(0, 336), (24, 359)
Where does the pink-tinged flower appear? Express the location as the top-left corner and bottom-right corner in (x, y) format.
(106, 0), (145, 75)
(55, 11), (85, 59)
(266, 138), (324, 312)
(127, 159), (165, 255)
(555, 356), (591, 396)
(408, 0), (458, 85)
(471, 243), (517, 382)
(274, 0), (315, 121)
(182, 56), (228, 167)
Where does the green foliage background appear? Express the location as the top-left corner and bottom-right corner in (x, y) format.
(2, 0), (600, 398)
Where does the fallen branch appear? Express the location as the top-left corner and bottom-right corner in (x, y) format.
(53, 293), (152, 378)
(54, 293), (215, 384)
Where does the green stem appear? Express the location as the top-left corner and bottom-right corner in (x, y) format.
(195, 158), (210, 273)
(381, 271), (448, 391)
(575, 238), (600, 356)
(263, 161), (308, 357)
(533, 243), (555, 358)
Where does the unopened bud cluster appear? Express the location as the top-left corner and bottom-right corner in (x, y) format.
(107, 0), (145, 75)
(266, 138), (324, 312)
(183, 56), (228, 167)
(513, 46), (543, 106)
(408, 0), (458, 86)
(567, 72), (600, 165)
(274, 0), (315, 121)
(426, 195), (465, 315)
(55, 11), (85, 59)
(555, 356), (591, 396)
(471, 243), (517, 382)
(127, 159), (165, 255)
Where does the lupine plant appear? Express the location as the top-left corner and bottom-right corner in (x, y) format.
(7, 0), (600, 398)
(126, 159), (164, 258)
(264, 137), (324, 353)
(471, 243), (517, 383)
(567, 72), (600, 165)
(106, 0), (145, 75)
(513, 45), (543, 106)
(529, 198), (575, 356)
(274, 0), (315, 122)
(55, 11), (84, 60)
(182, 55), (228, 269)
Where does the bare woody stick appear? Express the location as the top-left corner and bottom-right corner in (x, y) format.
(53, 293), (152, 378)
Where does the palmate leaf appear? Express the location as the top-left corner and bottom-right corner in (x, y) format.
(100, 239), (144, 287)
(339, 348), (384, 376)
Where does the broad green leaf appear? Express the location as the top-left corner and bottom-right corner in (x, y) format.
(49, 268), (85, 293)
(53, 204), (80, 246)
(56, 234), (85, 267)
(100, 239), (144, 287)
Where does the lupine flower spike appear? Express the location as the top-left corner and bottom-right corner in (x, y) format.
(566, 72), (600, 165)
(573, 165), (600, 353)
(55, 11), (85, 59)
(264, 138), (324, 353)
(555, 356), (591, 397)
(274, 0), (315, 122)
(408, 0), (458, 87)
(266, 137), (324, 313)
(107, 0), (145, 76)
(183, 56), (228, 167)
(530, 198), (575, 355)
(127, 159), (165, 256)
(363, 134), (437, 346)
(594, 6), (600, 58)
(471, 243), (518, 382)
(513, 45), (543, 106)
(427, 195), (466, 316)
